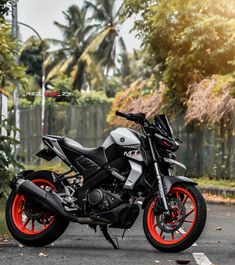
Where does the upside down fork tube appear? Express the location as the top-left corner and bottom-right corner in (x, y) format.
(147, 135), (170, 215)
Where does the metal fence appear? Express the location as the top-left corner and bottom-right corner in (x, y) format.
(19, 105), (235, 179)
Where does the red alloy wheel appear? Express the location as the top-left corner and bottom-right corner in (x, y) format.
(147, 186), (197, 245)
(12, 179), (57, 235)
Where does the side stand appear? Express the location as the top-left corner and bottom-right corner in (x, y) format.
(100, 225), (119, 249)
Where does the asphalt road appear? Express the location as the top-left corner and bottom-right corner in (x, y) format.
(0, 203), (234, 265)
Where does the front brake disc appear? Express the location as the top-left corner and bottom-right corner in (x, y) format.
(155, 198), (186, 233)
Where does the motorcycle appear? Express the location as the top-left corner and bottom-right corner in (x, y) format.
(6, 111), (207, 252)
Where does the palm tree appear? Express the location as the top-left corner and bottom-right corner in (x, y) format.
(85, 0), (130, 92)
(45, 5), (93, 90)
(19, 36), (48, 86)
(46, 5), (112, 91)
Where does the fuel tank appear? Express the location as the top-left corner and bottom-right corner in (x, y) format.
(103, 128), (140, 147)
(102, 128), (144, 163)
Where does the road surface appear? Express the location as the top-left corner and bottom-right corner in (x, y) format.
(0, 203), (234, 265)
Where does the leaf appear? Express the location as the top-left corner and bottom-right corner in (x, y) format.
(176, 259), (190, 264)
(38, 252), (48, 257)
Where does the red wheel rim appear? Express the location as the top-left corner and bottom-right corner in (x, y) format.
(147, 186), (197, 245)
(12, 179), (57, 235)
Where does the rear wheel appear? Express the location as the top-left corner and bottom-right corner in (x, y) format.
(143, 183), (206, 252)
(6, 171), (69, 247)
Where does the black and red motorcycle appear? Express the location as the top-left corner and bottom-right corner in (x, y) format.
(6, 111), (206, 252)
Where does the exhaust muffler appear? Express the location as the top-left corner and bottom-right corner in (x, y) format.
(11, 178), (77, 222)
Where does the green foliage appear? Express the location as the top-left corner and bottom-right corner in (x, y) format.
(45, 5), (107, 91)
(0, 0), (13, 18)
(14, 75), (110, 108)
(51, 73), (72, 91)
(24, 161), (69, 174)
(19, 36), (48, 86)
(86, 0), (129, 93)
(0, 117), (23, 199)
(43, 2), (128, 94)
(123, 0), (235, 110)
(74, 90), (111, 106)
(0, 21), (28, 89)
(193, 176), (235, 189)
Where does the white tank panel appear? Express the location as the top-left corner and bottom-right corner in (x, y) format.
(110, 128), (140, 146)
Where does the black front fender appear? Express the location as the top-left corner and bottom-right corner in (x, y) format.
(163, 175), (197, 194)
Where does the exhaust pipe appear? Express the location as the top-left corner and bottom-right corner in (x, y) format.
(11, 178), (110, 225)
(11, 178), (78, 222)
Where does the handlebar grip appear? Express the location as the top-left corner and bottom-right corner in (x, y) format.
(115, 111), (127, 118)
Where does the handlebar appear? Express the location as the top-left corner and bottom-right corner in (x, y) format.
(115, 111), (148, 126)
(116, 111), (127, 118)
(115, 111), (180, 144)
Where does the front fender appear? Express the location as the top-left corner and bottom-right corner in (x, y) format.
(142, 175), (197, 209)
(163, 175), (197, 194)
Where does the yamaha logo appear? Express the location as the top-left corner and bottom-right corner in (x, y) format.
(120, 137), (125, 143)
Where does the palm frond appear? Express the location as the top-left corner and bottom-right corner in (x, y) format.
(19, 36), (40, 53)
(44, 38), (66, 47)
(46, 60), (65, 81)
(53, 21), (69, 31)
(85, 1), (106, 22)
(60, 56), (75, 74)
(80, 28), (114, 61)
(118, 36), (128, 53)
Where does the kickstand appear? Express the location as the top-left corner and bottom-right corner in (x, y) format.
(122, 228), (127, 239)
(100, 225), (119, 249)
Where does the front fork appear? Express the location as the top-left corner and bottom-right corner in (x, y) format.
(154, 162), (170, 215)
(147, 135), (170, 215)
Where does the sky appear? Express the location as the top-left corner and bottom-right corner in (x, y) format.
(16, 0), (141, 52)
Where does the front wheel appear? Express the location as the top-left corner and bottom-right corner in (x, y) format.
(143, 183), (207, 252)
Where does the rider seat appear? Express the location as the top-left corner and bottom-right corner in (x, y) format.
(61, 137), (108, 166)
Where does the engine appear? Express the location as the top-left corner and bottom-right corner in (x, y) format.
(88, 188), (123, 212)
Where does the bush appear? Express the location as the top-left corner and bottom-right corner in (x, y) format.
(0, 117), (23, 198)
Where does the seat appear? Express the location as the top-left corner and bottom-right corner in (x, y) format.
(61, 137), (108, 166)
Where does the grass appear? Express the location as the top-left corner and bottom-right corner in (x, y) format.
(24, 160), (70, 174)
(0, 200), (8, 236)
(193, 176), (235, 189)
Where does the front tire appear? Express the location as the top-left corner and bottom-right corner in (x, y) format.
(143, 183), (207, 252)
(6, 171), (69, 247)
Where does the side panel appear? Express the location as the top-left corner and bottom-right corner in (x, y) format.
(124, 161), (143, 190)
(102, 135), (114, 149)
(119, 145), (144, 162)
(62, 146), (100, 179)
(43, 136), (68, 162)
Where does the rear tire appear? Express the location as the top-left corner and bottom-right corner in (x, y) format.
(143, 183), (207, 252)
(6, 171), (69, 247)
